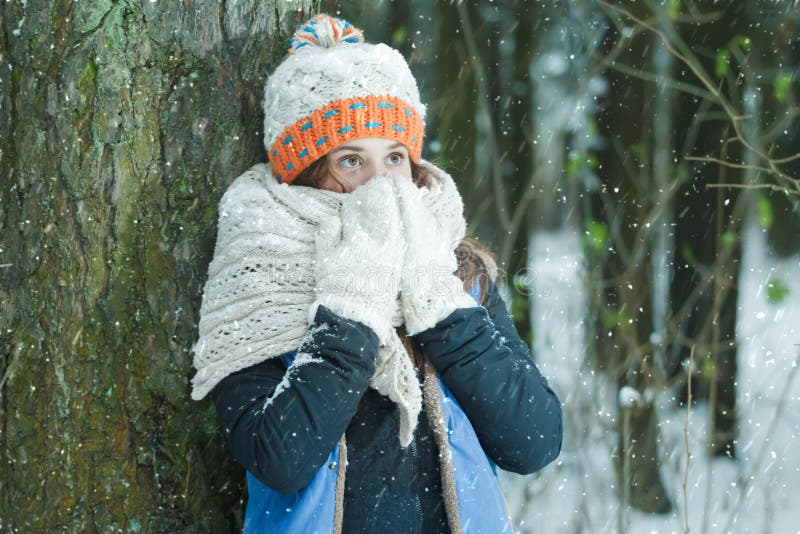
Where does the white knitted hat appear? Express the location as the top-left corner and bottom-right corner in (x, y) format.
(262, 14), (427, 184)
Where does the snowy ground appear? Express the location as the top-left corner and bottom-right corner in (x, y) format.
(499, 223), (800, 534)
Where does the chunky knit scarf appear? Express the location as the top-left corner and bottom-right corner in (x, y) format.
(190, 160), (467, 446)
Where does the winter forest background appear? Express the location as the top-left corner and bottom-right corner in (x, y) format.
(1, 0), (799, 532)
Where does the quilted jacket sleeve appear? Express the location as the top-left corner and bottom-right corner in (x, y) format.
(209, 304), (379, 495)
(413, 279), (563, 474)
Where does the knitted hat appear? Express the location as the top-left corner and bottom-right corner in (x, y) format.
(262, 14), (426, 184)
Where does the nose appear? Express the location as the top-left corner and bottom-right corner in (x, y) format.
(344, 157), (394, 193)
(364, 160), (388, 178)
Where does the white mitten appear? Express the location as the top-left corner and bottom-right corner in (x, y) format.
(310, 176), (405, 344)
(391, 175), (477, 336)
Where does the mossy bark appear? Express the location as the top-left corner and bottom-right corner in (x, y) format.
(0, 0), (311, 530)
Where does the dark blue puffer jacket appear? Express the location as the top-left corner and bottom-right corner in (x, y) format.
(210, 278), (562, 532)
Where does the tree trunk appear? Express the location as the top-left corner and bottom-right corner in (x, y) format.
(0, 1), (310, 530)
(591, 3), (672, 514)
(667, 0), (749, 459)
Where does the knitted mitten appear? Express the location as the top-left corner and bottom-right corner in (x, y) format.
(310, 176), (405, 344)
(391, 175), (477, 336)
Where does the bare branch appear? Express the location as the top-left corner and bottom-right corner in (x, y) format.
(607, 61), (715, 101)
(772, 151), (800, 165)
(598, 0), (800, 195)
(685, 156), (772, 173)
(705, 182), (799, 196)
(683, 346), (694, 534)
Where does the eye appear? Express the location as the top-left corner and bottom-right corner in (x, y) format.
(386, 152), (405, 166)
(338, 155), (362, 169)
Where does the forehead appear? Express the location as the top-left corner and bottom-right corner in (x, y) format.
(328, 137), (408, 153)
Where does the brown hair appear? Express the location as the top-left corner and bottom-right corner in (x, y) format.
(293, 155), (498, 306)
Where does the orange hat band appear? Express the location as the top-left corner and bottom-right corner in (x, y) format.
(268, 95), (424, 184)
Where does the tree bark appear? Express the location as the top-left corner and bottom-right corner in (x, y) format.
(0, 0), (310, 530)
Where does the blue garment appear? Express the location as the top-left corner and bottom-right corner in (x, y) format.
(242, 283), (514, 533)
(243, 376), (514, 533)
(243, 443), (342, 533)
(243, 389), (514, 532)
(439, 377), (513, 533)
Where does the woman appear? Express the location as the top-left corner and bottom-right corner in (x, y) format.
(190, 14), (562, 533)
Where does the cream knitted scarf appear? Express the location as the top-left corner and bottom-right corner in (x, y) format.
(190, 160), (467, 446)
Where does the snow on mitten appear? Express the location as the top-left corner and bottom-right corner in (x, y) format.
(310, 176), (405, 344)
(391, 175), (477, 336)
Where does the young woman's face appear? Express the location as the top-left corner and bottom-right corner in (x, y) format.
(319, 137), (413, 193)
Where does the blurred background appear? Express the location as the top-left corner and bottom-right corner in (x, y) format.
(1, 0), (798, 531)
(323, 1), (800, 531)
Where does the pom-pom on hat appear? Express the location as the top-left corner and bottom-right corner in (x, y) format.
(263, 14), (426, 184)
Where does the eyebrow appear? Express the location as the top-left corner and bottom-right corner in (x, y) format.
(329, 142), (405, 153)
